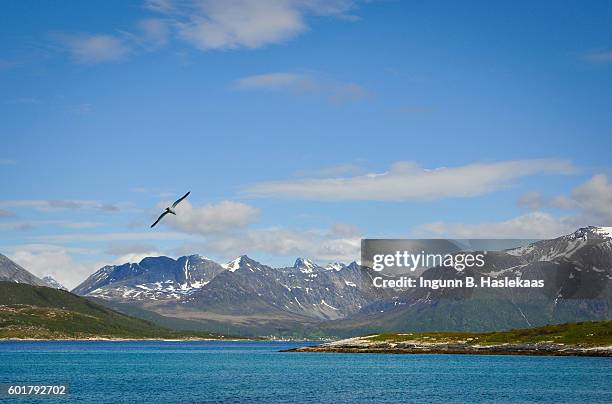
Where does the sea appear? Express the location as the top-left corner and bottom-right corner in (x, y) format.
(0, 340), (610, 403)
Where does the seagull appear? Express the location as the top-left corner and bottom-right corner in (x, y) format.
(150, 191), (190, 228)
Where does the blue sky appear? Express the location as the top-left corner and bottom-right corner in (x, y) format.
(1, 0), (611, 287)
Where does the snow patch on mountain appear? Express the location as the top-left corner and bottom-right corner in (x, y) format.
(294, 258), (316, 273)
(325, 262), (345, 271)
(223, 257), (243, 272)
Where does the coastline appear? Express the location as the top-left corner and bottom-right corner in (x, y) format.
(284, 336), (612, 357)
(0, 337), (248, 342)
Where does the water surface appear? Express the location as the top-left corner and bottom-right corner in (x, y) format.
(0, 341), (610, 403)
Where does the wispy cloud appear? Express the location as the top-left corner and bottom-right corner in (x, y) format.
(244, 159), (575, 202)
(581, 50), (612, 63)
(54, 33), (131, 64)
(232, 71), (368, 103)
(415, 212), (577, 239)
(50, 1), (360, 65)
(146, 0), (357, 50)
(0, 220), (99, 232)
(34, 231), (192, 243)
(232, 72), (316, 92)
(329, 82), (368, 104)
(0, 199), (123, 212)
(137, 18), (171, 48)
(0, 159), (16, 165)
(0, 209), (14, 218)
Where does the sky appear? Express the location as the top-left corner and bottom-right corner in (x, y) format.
(1, 0), (611, 288)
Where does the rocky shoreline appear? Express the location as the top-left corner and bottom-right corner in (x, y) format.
(284, 336), (612, 357)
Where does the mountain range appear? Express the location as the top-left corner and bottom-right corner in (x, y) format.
(1, 227), (611, 338)
(72, 254), (393, 336)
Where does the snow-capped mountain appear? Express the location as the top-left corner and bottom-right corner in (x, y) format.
(73, 253), (390, 322)
(42, 276), (68, 290)
(73, 254), (225, 301)
(293, 257), (317, 273)
(506, 226), (612, 262)
(71, 227), (612, 337)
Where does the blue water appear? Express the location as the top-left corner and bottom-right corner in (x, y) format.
(0, 341), (610, 403)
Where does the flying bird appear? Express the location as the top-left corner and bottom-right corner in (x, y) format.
(150, 191), (190, 228)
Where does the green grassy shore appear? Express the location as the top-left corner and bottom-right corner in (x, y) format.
(287, 320), (612, 356)
(366, 320), (612, 347)
(0, 282), (234, 340)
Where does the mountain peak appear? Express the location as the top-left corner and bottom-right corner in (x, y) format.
(294, 257), (316, 273)
(42, 275), (67, 290)
(223, 255), (259, 272)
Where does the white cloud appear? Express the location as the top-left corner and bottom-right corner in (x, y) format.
(244, 159), (575, 201)
(8, 244), (104, 289)
(518, 174), (612, 224)
(54, 0), (359, 64)
(205, 224), (361, 263)
(177, 1), (305, 50)
(56, 33), (130, 64)
(418, 174), (612, 239)
(150, 0), (356, 50)
(558, 174), (612, 222)
(156, 200), (260, 234)
(415, 212), (577, 239)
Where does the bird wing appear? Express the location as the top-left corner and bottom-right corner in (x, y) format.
(172, 191), (190, 208)
(150, 210), (170, 228)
